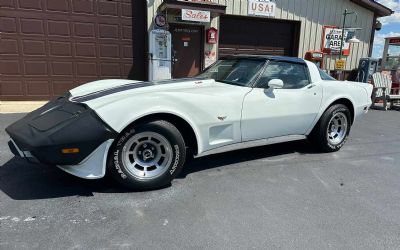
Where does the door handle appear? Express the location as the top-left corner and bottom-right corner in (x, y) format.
(307, 84), (316, 89)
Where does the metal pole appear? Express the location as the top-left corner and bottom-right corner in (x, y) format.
(337, 9), (355, 80)
(339, 9), (347, 61)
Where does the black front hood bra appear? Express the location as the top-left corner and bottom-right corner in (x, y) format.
(6, 95), (117, 165)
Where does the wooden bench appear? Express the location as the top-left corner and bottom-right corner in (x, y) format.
(371, 72), (400, 110)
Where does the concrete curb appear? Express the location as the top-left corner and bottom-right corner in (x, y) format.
(0, 101), (47, 114)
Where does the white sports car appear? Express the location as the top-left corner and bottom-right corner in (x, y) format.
(7, 56), (373, 190)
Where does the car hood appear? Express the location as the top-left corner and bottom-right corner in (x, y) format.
(68, 78), (243, 107)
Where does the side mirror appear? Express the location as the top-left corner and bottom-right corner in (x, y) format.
(268, 79), (284, 89)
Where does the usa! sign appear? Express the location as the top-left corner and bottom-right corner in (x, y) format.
(248, 0), (276, 17)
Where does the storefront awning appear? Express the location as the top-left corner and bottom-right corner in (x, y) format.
(159, 0), (226, 17)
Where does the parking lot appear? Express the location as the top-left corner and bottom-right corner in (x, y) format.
(1, 110), (400, 250)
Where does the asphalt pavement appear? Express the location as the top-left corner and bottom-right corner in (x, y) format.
(1, 110), (400, 250)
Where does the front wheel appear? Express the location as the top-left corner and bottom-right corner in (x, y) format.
(107, 120), (186, 190)
(310, 104), (351, 152)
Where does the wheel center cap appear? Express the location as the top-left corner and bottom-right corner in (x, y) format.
(142, 149), (154, 161)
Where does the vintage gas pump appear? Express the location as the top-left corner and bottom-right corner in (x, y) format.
(304, 51), (324, 69)
(356, 58), (379, 83)
(148, 29), (172, 81)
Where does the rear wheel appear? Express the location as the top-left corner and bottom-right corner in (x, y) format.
(310, 104), (351, 152)
(107, 120), (186, 190)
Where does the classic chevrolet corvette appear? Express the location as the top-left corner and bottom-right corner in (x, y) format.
(6, 56), (373, 190)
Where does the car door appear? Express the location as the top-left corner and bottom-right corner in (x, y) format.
(241, 60), (323, 141)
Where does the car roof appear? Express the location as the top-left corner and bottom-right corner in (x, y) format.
(219, 55), (306, 64)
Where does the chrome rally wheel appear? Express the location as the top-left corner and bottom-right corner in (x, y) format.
(326, 112), (348, 145)
(107, 120), (187, 190)
(310, 104), (351, 152)
(122, 132), (173, 180)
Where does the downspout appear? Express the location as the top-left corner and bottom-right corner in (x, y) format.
(368, 14), (377, 57)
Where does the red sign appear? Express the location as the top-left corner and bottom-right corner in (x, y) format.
(389, 38), (400, 45)
(206, 27), (218, 44)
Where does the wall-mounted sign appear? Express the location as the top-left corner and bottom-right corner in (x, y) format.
(205, 51), (216, 68)
(248, 0), (276, 17)
(182, 9), (210, 23)
(322, 26), (352, 56)
(335, 59), (346, 70)
(206, 27), (218, 44)
(154, 14), (167, 28)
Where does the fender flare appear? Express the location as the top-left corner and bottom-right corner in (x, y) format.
(114, 110), (204, 155)
(306, 96), (355, 135)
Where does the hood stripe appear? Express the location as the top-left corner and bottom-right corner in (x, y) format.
(71, 78), (201, 103)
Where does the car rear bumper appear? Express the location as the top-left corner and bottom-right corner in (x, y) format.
(6, 93), (117, 166)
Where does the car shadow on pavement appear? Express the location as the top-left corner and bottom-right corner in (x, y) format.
(179, 139), (318, 178)
(0, 158), (126, 200)
(0, 140), (318, 200)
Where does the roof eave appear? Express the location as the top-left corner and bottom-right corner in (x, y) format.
(350, 0), (393, 17)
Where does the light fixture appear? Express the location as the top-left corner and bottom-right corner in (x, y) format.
(348, 35), (360, 43)
(375, 20), (382, 31)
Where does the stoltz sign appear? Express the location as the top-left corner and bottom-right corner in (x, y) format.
(248, 0), (276, 17)
(182, 9), (210, 23)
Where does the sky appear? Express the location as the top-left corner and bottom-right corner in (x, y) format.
(372, 0), (400, 58)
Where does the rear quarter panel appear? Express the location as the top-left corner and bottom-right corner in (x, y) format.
(306, 80), (370, 134)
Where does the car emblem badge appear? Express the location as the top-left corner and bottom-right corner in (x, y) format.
(217, 116), (227, 121)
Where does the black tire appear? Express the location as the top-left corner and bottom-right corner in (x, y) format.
(310, 104), (351, 152)
(107, 120), (186, 190)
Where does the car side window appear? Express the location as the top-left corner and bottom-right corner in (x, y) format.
(256, 61), (311, 89)
(319, 68), (337, 81)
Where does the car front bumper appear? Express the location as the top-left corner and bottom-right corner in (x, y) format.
(6, 93), (117, 167)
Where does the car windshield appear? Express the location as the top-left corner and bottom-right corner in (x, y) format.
(198, 59), (266, 86)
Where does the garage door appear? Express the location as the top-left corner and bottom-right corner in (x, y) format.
(219, 16), (300, 57)
(0, 0), (134, 100)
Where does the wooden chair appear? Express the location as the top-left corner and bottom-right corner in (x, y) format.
(371, 72), (400, 110)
